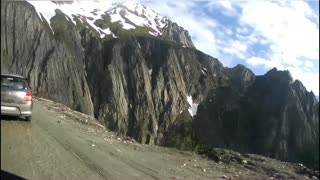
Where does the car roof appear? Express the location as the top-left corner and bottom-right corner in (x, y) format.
(1, 73), (26, 79)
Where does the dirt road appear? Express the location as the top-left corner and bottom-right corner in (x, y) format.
(2, 98), (314, 180)
(1, 99), (229, 180)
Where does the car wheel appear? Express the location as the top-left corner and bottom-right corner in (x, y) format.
(25, 116), (32, 121)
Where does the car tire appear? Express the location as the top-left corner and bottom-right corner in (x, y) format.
(25, 116), (32, 121)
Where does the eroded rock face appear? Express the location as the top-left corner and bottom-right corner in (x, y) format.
(195, 68), (319, 169)
(80, 33), (226, 144)
(225, 64), (255, 94)
(2, 1), (318, 170)
(161, 20), (195, 48)
(1, 1), (94, 115)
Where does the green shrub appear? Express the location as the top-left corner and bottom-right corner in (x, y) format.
(163, 110), (205, 151)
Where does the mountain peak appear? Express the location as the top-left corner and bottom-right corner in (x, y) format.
(265, 68), (293, 83)
(27, 0), (194, 47)
(107, 0), (167, 35)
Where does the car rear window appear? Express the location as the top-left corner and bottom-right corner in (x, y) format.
(1, 76), (27, 90)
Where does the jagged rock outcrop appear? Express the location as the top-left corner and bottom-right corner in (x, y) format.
(1, 1), (318, 170)
(107, 2), (195, 48)
(80, 30), (226, 144)
(195, 67), (319, 169)
(225, 64), (255, 94)
(161, 20), (195, 48)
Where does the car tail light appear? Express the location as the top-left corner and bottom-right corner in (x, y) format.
(24, 91), (32, 102)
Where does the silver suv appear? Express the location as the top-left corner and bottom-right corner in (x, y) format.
(1, 74), (33, 121)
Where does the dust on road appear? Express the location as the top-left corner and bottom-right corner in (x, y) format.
(3, 98), (311, 180)
(1, 99), (227, 180)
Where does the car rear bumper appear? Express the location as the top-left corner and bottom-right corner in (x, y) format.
(1, 102), (33, 116)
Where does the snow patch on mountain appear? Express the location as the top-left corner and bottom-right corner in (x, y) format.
(86, 19), (112, 38)
(27, 0), (167, 37)
(187, 95), (199, 117)
(120, 1), (166, 34)
(108, 8), (136, 30)
(28, 1), (57, 34)
(28, 1), (116, 37)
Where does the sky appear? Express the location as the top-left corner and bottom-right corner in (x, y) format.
(143, 0), (319, 95)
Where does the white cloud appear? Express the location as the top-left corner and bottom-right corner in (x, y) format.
(236, 26), (250, 34)
(146, 0), (248, 67)
(146, 0), (223, 63)
(237, 1), (319, 95)
(240, 1), (319, 62)
(246, 56), (285, 69)
(288, 67), (319, 94)
(220, 39), (248, 59)
(206, 0), (238, 17)
(146, 0), (319, 95)
(289, 1), (314, 17)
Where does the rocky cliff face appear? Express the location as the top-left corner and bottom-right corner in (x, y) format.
(81, 32), (225, 144)
(1, 1), (319, 169)
(225, 64), (255, 94)
(161, 20), (195, 48)
(1, 1), (94, 115)
(195, 67), (319, 168)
